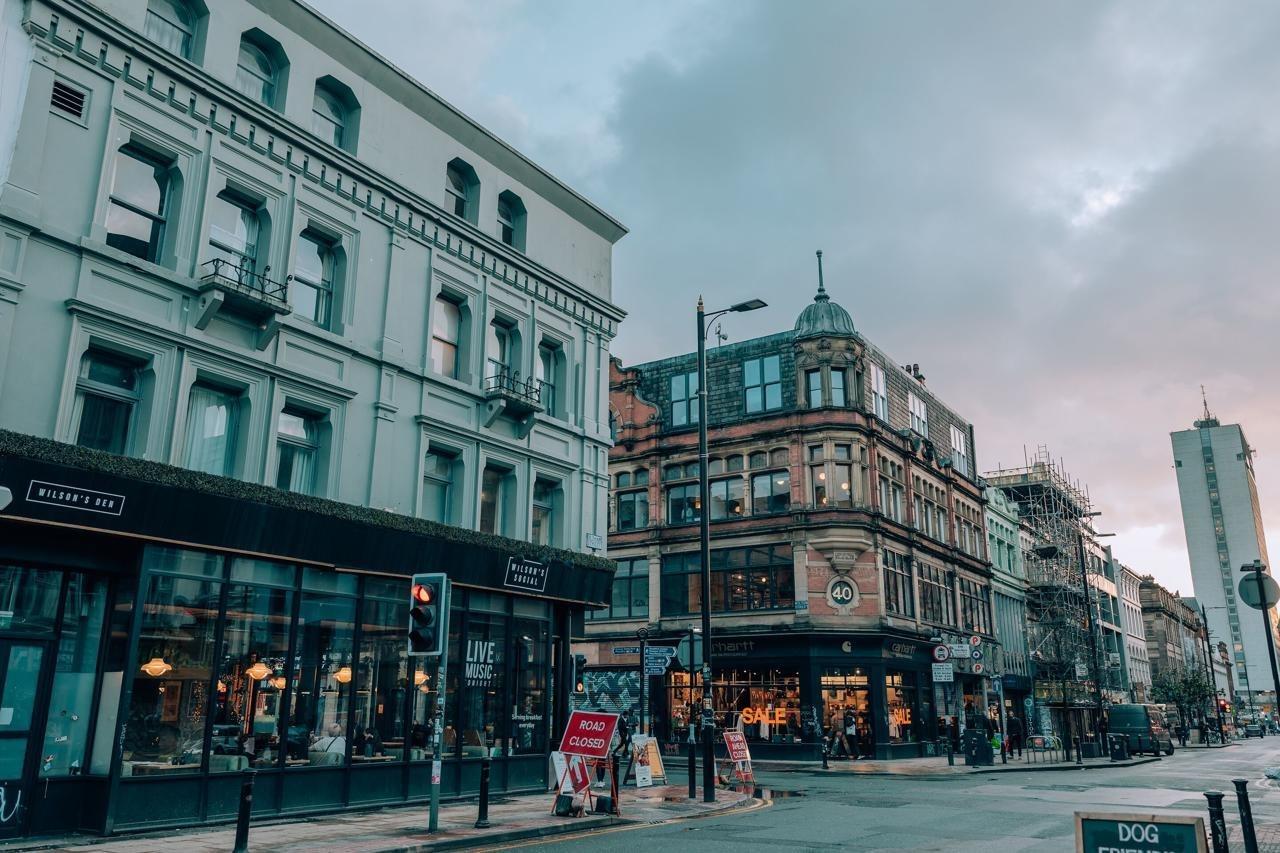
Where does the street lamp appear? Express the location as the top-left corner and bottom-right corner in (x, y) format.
(696, 295), (766, 803)
(1240, 560), (1280, 712)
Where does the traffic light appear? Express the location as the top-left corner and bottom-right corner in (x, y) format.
(573, 654), (587, 694)
(408, 573), (448, 656)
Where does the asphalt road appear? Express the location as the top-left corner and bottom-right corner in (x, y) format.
(520, 738), (1280, 851)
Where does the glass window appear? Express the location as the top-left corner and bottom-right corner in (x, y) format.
(206, 192), (259, 274)
(40, 575), (107, 777)
(918, 563), (955, 626)
(868, 363), (888, 421)
(666, 483), (700, 524)
(311, 85), (345, 149)
(74, 349), (141, 455)
(212, 578), (292, 770)
(353, 580), (408, 760)
(616, 472), (632, 488)
(744, 356), (782, 413)
(430, 295), (462, 378)
(182, 383), (239, 477)
(833, 463), (853, 507)
(661, 546), (793, 615)
(811, 460), (827, 506)
(831, 369), (847, 406)
(709, 477), (745, 520)
(537, 343), (559, 415)
(883, 550), (914, 617)
(616, 489), (649, 531)
(770, 448), (789, 467)
(909, 392), (929, 435)
(486, 320), (511, 380)
(422, 448), (457, 524)
(807, 369), (822, 408)
(588, 558), (649, 621)
(479, 466), (509, 535)
(885, 672), (919, 744)
(748, 451), (767, 470)
(726, 455), (743, 473)
(446, 165), (469, 218)
(292, 233), (335, 328)
(670, 371), (698, 427)
(751, 470), (790, 515)
(123, 573), (221, 774)
(0, 566), (61, 634)
(235, 38), (277, 106)
(531, 478), (559, 547)
(287, 588), (356, 767)
(950, 424), (971, 477)
(460, 611), (506, 757)
(275, 409), (319, 495)
(146, 0), (195, 59)
(105, 146), (168, 262)
(510, 619), (548, 755)
(497, 197), (515, 245)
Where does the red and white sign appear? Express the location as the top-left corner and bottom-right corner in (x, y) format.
(933, 645), (950, 662)
(723, 730), (751, 763)
(969, 635), (982, 646)
(566, 755), (592, 792)
(559, 710), (619, 758)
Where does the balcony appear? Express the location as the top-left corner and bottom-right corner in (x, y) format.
(481, 366), (546, 436)
(194, 259), (292, 349)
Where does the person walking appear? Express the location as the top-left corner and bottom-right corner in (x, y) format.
(1006, 714), (1024, 758)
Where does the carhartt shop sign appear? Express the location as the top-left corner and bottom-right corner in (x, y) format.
(1075, 812), (1206, 853)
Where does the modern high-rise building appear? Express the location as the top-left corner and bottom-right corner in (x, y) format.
(1171, 402), (1277, 709)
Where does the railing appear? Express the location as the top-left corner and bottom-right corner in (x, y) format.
(200, 258), (288, 304)
(483, 366), (547, 410)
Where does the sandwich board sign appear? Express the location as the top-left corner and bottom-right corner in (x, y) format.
(722, 730), (754, 783)
(1075, 812), (1206, 853)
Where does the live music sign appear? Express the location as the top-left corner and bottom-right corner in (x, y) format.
(558, 710), (620, 759)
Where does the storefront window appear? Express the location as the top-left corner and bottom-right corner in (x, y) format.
(287, 570), (356, 767)
(662, 546), (793, 614)
(459, 598), (506, 757)
(510, 614), (548, 755)
(91, 577), (136, 775)
(0, 565), (62, 633)
(713, 669), (801, 743)
(438, 599), (465, 759)
(353, 579), (408, 761)
(124, 549), (222, 775)
(885, 671), (920, 744)
(41, 575), (107, 776)
(212, 561), (295, 771)
(820, 670), (870, 753)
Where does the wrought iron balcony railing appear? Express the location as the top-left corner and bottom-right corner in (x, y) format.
(483, 367), (547, 413)
(199, 258), (289, 305)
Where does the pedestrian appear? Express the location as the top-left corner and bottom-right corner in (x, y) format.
(831, 709), (854, 759)
(1177, 721), (1188, 748)
(1006, 715), (1024, 758)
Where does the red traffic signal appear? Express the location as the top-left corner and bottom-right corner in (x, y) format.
(408, 573), (448, 657)
(412, 583), (433, 605)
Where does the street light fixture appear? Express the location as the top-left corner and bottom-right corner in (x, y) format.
(695, 295), (766, 803)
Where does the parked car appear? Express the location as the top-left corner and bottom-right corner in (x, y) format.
(1108, 704), (1175, 755)
(1244, 723), (1264, 738)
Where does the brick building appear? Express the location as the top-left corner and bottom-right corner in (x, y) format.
(577, 273), (995, 759)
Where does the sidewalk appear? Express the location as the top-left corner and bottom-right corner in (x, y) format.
(1, 785), (756, 853)
(754, 753), (1162, 777)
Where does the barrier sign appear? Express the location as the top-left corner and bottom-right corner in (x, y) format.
(559, 710), (620, 758)
(1075, 812), (1206, 853)
(723, 731), (751, 763)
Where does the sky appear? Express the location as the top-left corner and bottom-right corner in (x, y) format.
(310, 0), (1280, 594)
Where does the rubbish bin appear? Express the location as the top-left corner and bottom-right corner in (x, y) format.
(1108, 735), (1129, 761)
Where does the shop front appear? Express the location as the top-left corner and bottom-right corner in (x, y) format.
(620, 632), (940, 761)
(0, 433), (610, 840)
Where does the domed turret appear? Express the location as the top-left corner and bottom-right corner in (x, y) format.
(794, 250), (855, 340)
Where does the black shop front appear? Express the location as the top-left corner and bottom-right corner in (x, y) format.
(647, 631), (941, 761)
(0, 431), (611, 841)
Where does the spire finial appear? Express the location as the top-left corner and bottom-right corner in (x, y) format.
(815, 250), (828, 301)
(1201, 384), (1211, 421)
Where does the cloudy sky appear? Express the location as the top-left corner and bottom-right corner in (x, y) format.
(312, 0), (1280, 594)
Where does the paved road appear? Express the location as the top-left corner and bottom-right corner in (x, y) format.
(522, 738), (1280, 851)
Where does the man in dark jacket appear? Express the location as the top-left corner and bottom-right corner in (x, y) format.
(1006, 715), (1024, 757)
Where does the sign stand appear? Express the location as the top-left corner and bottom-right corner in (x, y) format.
(720, 731), (754, 786)
(552, 710), (622, 817)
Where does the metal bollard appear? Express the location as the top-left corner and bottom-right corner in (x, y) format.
(1075, 737), (1082, 766)
(947, 738), (954, 767)
(611, 753), (620, 814)
(1234, 779), (1259, 853)
(232, 768), (256, 853)
(1205, 791), (1229, 853)
(474, 754), (491, 829)
(688, 737), (697, 799)
(1001, 739), (1008, 765)
(821, 737), (829, 770)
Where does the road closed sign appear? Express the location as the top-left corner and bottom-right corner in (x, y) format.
(558, 710), (619, 758)
(1075, 812), (1206, 853)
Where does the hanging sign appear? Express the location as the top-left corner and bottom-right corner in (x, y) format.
(932, 662), (955, 683)
(559, 710), (620, 758)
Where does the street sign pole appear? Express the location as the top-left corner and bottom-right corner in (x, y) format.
(428, 580), (451, 833)
(638, 628), (649, 734)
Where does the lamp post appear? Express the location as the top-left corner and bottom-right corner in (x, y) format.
(1201, 606), (1226, 737)
(1241, 560), (1280, 712)
(696, 295), (766, 803)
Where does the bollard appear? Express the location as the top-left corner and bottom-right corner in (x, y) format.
(821, 737), (829, 770)
(232, 768), (256, 853)
(1001, 739), (1008, 765)
(611, 753), (620, 814)
(474, 754), (491, 829)
(1205, 791), (1229, 853)
(1075, 737), (1082, 766)
(1234, 779), (1259, 853)
(947, 738), (955, 767)
(688, 737), (697, 799)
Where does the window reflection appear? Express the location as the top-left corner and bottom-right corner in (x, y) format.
(41, 576), (107, 776)
(288, 582), (355, 767)
(213, 580), (292, 770)
(353, 580), (408, 763)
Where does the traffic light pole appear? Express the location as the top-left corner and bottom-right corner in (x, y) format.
(428, 596), (450, 833)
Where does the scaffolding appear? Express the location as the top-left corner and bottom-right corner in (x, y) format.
(985, 447), (1122, 740)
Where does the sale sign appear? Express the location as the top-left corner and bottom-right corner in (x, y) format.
(559, 710), (620, 758)
(723, 730), (751, 763)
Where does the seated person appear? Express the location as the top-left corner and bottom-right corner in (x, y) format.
(310, 723), (347, 756)
(354, 726), (384, 756)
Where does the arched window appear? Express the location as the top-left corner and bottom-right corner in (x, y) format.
(105, 145), (172, 263)
(497, 190), (526, 251)
(235, 31), (287, 109)
(145, 0), (199, 60)
(312, 76), (359, 154)
(446, 158), (479, 224)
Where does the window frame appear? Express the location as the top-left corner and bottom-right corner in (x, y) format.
(105, 144), (172, 264)
(868, 363), (888, 421)
(908, 391), (929, 436)
(670, 371), (698, 428)
(291, 230), (337, 329)
(145, 0), (200, 61)
(496, 190), (527, 251)
(275, 407), (320, 496)
(743, 355), (782, 414)
(73, 349), (143, 455)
